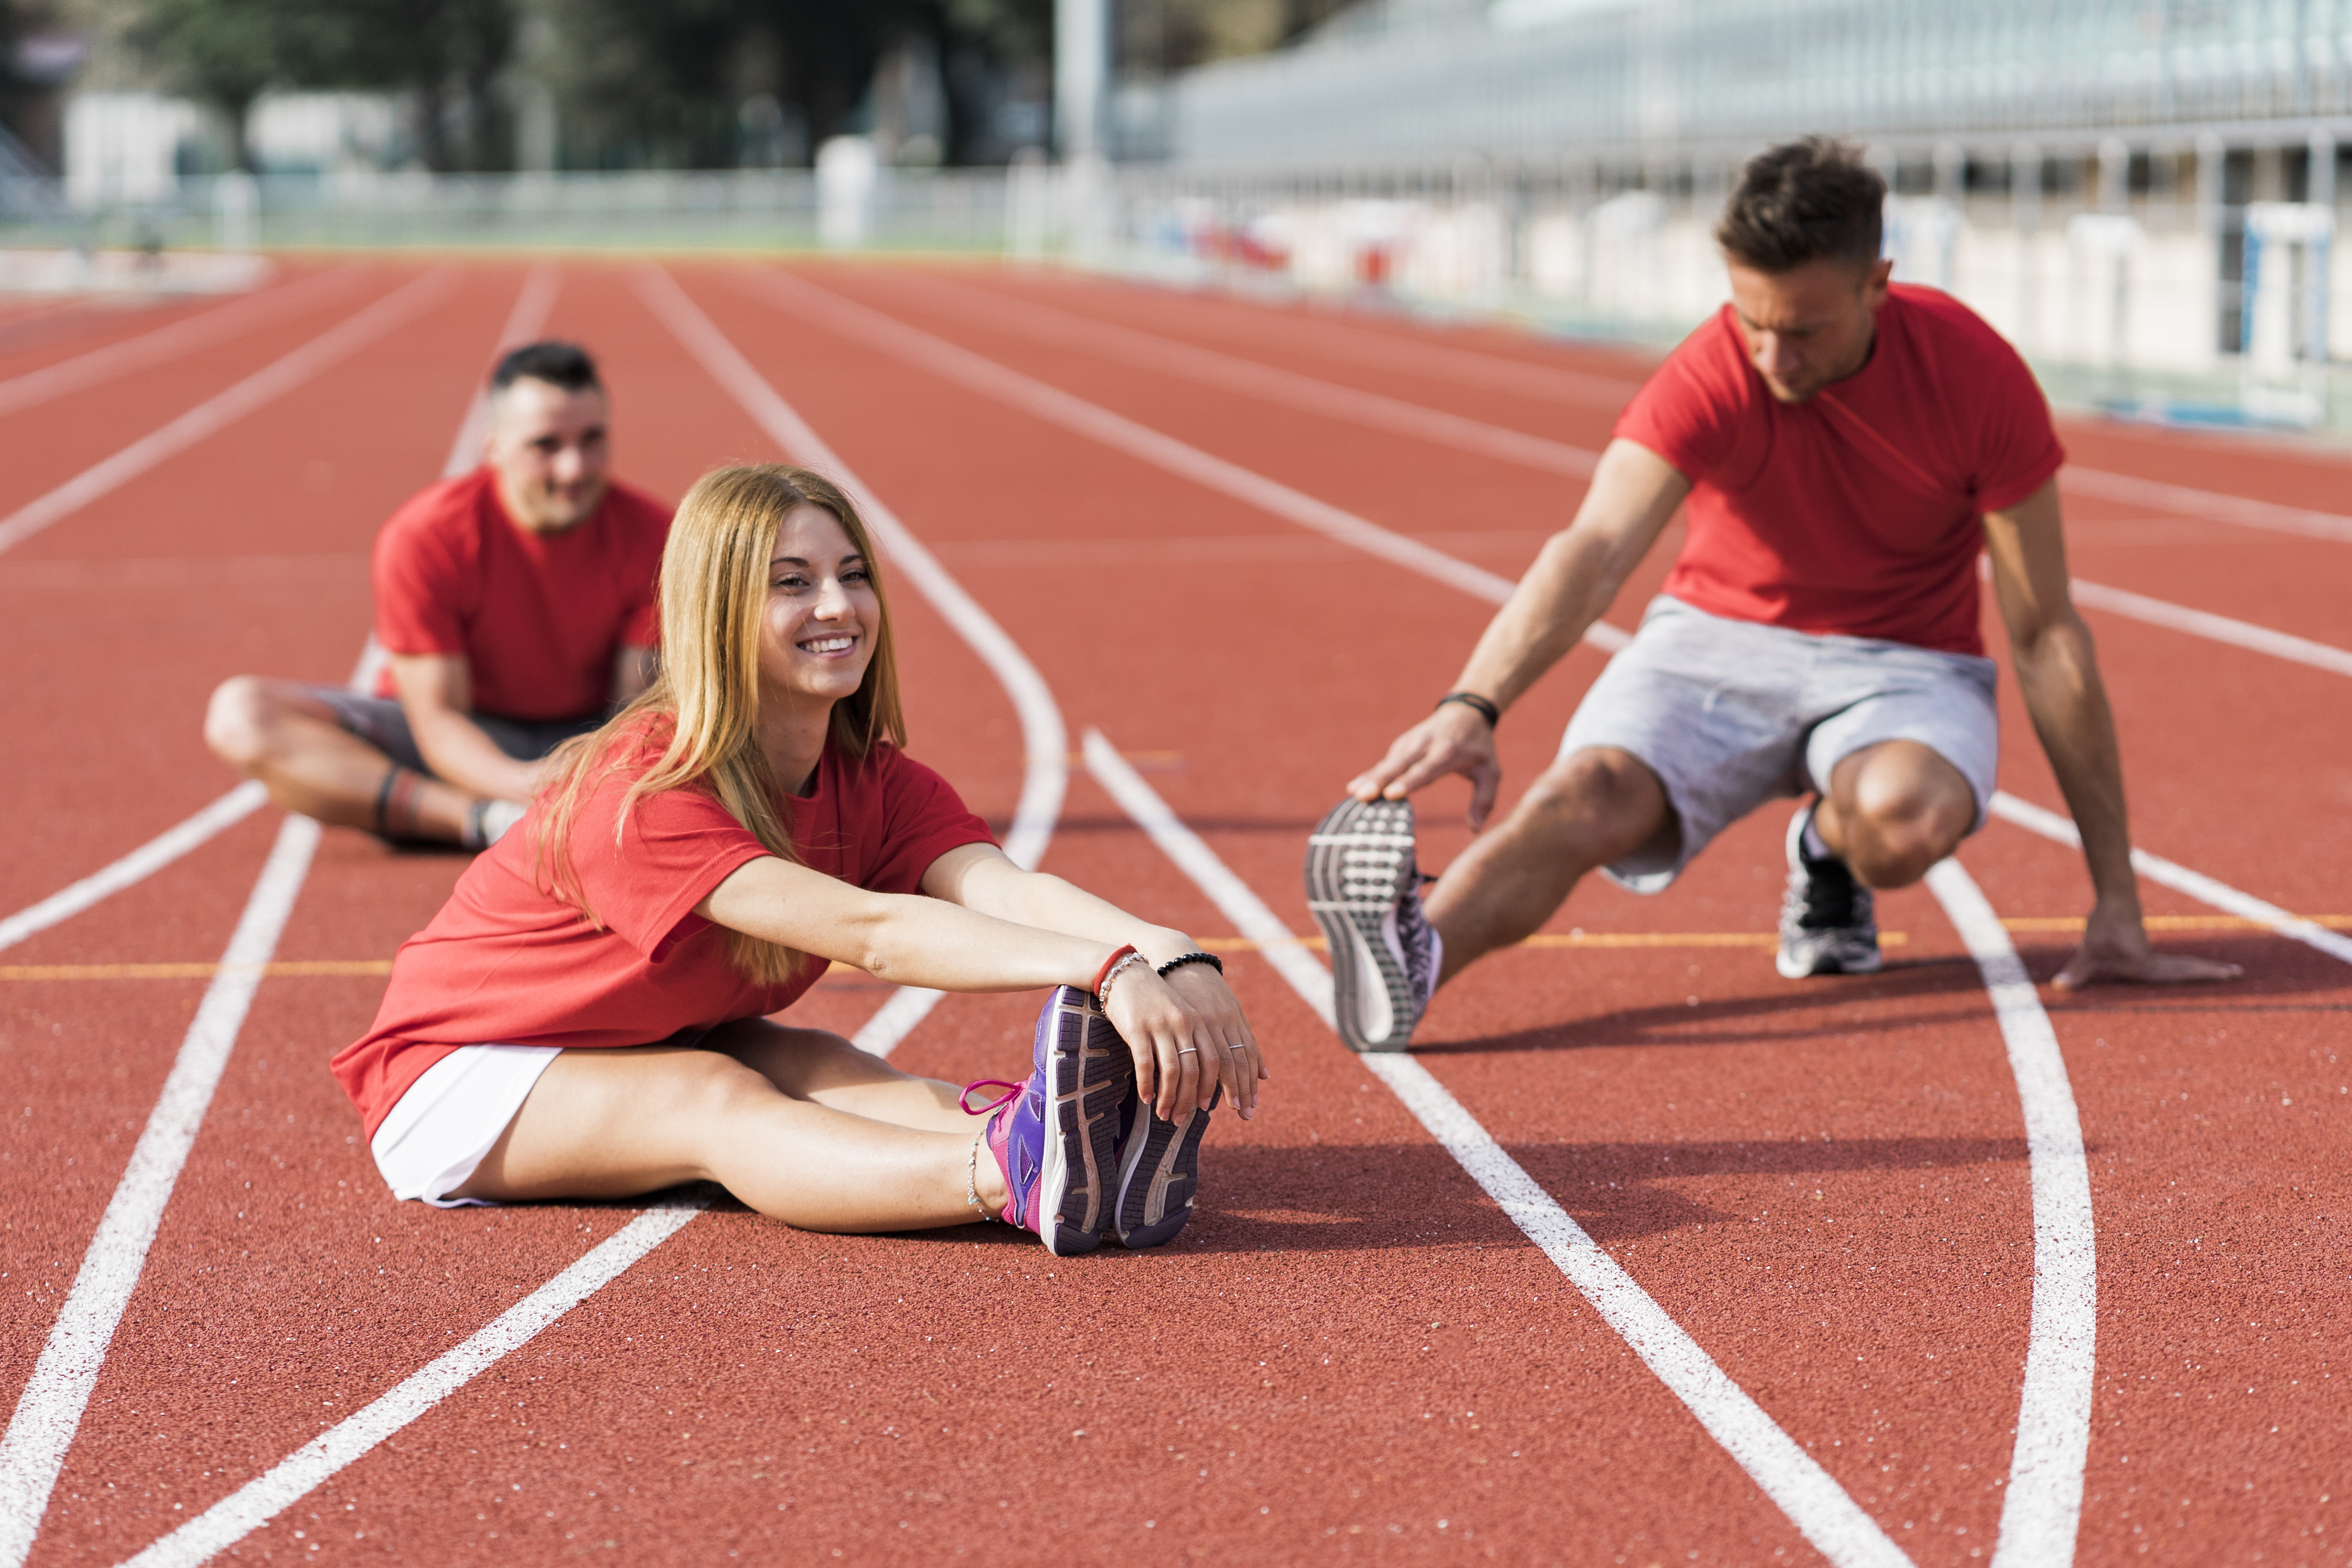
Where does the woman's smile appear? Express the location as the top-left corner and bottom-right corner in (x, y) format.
(798, 632), (859, 658)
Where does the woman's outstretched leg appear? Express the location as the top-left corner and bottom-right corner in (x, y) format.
(454, 1025), (1004, 1232)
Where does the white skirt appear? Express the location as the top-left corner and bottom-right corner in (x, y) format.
(369, 1044), (563, 1207)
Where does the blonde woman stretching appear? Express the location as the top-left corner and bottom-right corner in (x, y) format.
(335, 465), (1262, 1256)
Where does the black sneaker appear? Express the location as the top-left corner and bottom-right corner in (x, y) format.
(1306, 797), (1441, 1052)
(1775, 803), (1881, 977)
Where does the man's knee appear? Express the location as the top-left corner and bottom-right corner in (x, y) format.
(1518, 748), (1674, 858)
(203, 676), (281, 769)
(1838, 756), (1974, 887)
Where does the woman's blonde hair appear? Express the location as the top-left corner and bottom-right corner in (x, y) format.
(534, 464), (906, 984)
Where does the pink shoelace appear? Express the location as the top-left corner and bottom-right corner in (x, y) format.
(958, 1078), (1022, 1117)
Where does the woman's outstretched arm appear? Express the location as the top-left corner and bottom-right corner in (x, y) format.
(696, 852), (1249, 1120)
(919, 844), (1264, 1121)
(697, 854), (1110, 994)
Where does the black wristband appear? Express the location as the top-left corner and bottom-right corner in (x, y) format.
(1155, 951), (1225, 979)
(1436, 691), (1500, 728)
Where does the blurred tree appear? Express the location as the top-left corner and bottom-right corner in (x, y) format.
(526, 0), (1050, 169)
(139, 0), (514, 170)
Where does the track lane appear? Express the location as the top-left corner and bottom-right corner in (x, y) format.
(679, 266), (2056, 1560)
(10, 258), (2343, 1565)
(2, 270), (550, 1568)
(0, 265), (370, 423)
(24, 263), (1064, 1567)
(696, 263), (2352, 1561)
(825, 264), (2352, 941)
(84, 263), (1847, 1566)
(868, 265), (2352, 667)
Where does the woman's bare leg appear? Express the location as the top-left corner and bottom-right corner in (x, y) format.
(453, 1022), (1008, 1231)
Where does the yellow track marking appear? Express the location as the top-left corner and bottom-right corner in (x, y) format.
(8, 914), (2339, 981)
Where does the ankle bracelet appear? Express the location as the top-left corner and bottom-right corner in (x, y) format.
(965, 1133), (998, 1223)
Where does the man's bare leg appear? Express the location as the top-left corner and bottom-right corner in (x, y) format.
(1811, 739), (1974, 888)
(1421, 746), (1677, 986)
(204, 676), (481, 842)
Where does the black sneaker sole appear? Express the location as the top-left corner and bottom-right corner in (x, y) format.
(1305, 797), (1420, 1053)
(1114, 1087), (1217, 1249)
(1038, 986), (1132, 1257)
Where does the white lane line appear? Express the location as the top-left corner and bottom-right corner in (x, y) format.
(2067, 578), (2352, 679)
(897, 271), (1599, 478)
(0, 271), (559, 1568)
(891, 275), (2351, 680)
(115, 1195), (710, 1568)
(437, 264), (563, 481)
(1044, 282), (1647, 407)
(0, 269), (457, 557)
(0, 264), (369, 421)
(736, 267), (1625, 646)
(0, 814), (321, 1568)
(0, 783), (267, 955)
(1924, 859), (2097, 1568)
(1988, 791), (2352, 967)
(1066, 273), (2352, 549)
(1081, 729), (1913, 1568)
(637, 263), (1069, 1058)
(773, 277), (2345, 970)
(0, 265), (560, 954)
(89, 264), (1064, 1568)
(987, 270), (2352, 548)
(2059, 466), (2352, 546)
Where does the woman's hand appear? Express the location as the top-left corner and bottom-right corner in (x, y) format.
(1103, 962), (1264, 1123)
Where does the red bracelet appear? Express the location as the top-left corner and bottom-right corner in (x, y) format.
(1091, 943), (1137, 998)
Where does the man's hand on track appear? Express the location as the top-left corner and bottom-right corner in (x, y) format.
(2054, 903), (2244, 989)
(1345, 704), (1503, 829)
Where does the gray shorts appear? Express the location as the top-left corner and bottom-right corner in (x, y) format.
(307, 689), (604, 779)
(1558, 596), (1999, 894)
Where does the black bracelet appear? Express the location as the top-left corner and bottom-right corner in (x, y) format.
(1155, 951), (1225, 979)
(1436, 691), (1500, 728)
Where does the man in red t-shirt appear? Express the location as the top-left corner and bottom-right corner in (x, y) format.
(206, 342), (672, 848)
(1308, 137), (2237, 1055)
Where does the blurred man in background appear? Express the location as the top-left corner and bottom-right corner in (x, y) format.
(206, 342), (670, 848)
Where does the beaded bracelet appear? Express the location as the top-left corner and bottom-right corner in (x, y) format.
(1096, 949), (1151, 1007)
(1091, 943), (1138, 996)
(1155, 951), (1225, 979)
(1437, 691), (1501, 728)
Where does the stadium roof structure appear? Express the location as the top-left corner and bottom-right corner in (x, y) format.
(1165, 0), (2352, 168)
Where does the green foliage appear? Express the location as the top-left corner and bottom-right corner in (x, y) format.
(129, 0), (1062, 170)
(138, 0), (513, 168)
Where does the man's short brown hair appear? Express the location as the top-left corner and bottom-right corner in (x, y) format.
(1714, 137), (1886, 273)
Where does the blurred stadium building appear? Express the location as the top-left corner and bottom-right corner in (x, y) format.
(1121, 0), (2352, 424)
(9, 0), (2352, 422)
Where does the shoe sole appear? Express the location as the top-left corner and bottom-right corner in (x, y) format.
(1035, 986), (1132, 1257)
(1114, 1088), (1217, 1250)
(1304, 797), (1419, 1053)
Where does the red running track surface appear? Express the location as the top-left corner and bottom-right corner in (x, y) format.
(0, 257), (2344, 1567)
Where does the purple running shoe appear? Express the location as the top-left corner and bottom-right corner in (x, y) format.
(973, 985), (1131, 1256)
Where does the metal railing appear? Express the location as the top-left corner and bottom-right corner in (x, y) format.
(0, 168), (1015, 253)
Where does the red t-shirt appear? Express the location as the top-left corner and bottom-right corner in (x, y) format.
(332, 730), (997, 1139)
(371, 468), (673, 721)
(1613, 285), (2066, 656)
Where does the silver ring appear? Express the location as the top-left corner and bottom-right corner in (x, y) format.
(1177, 1047), (1198, 1056)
